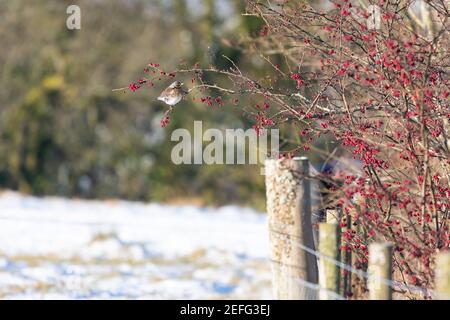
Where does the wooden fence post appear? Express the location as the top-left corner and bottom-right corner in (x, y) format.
(435, 252), (450, 300)
(368, 242), (393, 300)
(265, 157), (318, 299)
(341, 213), (352, 297)
(318, 222), (340, 299)
(348, 192), (367, 298)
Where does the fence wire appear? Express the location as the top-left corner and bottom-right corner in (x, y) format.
(270, 259), (346, 300)
(268, 223), (443, 300)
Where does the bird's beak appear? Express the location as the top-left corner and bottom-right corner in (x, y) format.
(180, 82), (184, 86)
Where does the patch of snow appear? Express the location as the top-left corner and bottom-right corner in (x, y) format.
(0, 191), (271, 299)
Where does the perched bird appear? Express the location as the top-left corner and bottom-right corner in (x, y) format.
(157, 81), (187, 106)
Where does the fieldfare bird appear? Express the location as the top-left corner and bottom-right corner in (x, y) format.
(157, 81), (188, 106)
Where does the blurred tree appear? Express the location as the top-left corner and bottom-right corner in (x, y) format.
(0, 0), (271, 210)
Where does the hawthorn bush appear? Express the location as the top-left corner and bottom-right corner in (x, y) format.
(123, 0), (449, 298)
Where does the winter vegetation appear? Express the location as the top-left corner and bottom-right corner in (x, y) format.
(0, 0), (448, 300)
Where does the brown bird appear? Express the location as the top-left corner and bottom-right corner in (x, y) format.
(157, 81), (188, 106)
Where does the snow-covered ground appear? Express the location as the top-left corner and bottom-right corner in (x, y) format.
(0, 191), (271, 299)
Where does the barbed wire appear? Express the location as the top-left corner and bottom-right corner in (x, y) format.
(268, 223), (442, 299)
(270, 259), (346, 300)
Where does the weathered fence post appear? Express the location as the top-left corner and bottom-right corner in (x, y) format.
(339, 210), (352, 297)
(265, 157), (318, 299)
(435, 252), (450, 300)
(318, 222), (340, 299)
(368, 242), (393, 300)
(348, 192), (367, 298)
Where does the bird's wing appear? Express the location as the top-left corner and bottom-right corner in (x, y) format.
(157, 87), (172, 100)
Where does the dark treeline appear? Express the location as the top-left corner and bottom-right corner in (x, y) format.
(0, 0), (272, 208)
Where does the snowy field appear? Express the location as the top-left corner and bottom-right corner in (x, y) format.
(0, 191), (271, 299)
